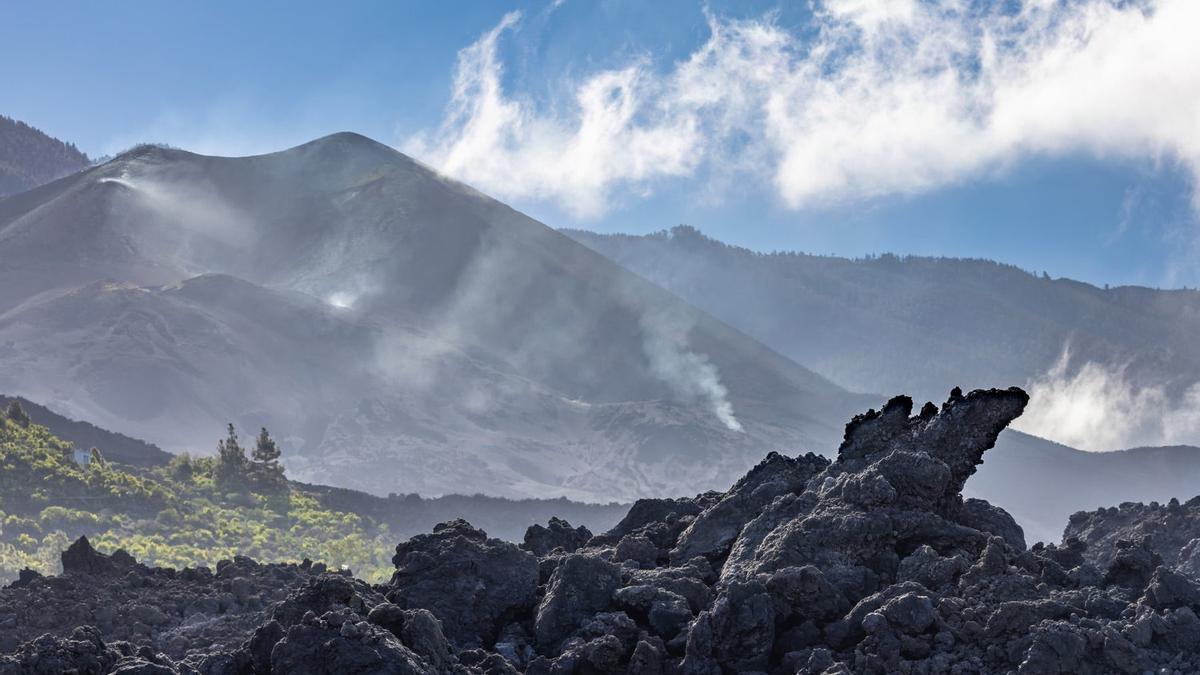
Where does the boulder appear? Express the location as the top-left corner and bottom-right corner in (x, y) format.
(534, 554), (622, 653)
(521, 518), (592, 557)
(388, 519), (538, 648)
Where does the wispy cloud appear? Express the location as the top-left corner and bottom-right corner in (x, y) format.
(408, 0), (1200, 218)
(404, 11), (699, 218)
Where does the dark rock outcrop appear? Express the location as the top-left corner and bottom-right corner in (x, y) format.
(670, 452), (828, 564)
(387, 519), (539, 648)
(61, 536), (143, 576)
(522, 518), (593, 557)
(5, 387), (1200, 673)
(1064, 496), (1200, 572)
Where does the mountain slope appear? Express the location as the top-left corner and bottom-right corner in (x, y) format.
(969, 434), (1200, 543)
(0, 116), (89, 198)
(565, 226), (1200, 410)
(0, 394), (170, 467)
(0, 134), (872, 502)
(562, 226), (1200, 542)
(0, 410), (626, 585)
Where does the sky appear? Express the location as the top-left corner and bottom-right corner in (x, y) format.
(2, 0), (1198, 289)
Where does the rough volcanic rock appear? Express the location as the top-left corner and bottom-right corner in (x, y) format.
(670, 452), (828, 564)
(522, 518), (593, 557)
(270, 571), (384, 627)
(6, 387), (1200, 673)
(1064, 496), (1200, 571)
(587, 494), (716, 549)
(268, 609), (440, 674)
(60, 536), (144, 576)
(0, 626), (122, 674)
(387, 519), (539, 648)
(0, 537), (321, 658)
(534, 555), (622, 653)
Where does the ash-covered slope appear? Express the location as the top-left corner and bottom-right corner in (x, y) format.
(6, 387), (1200, 674)
(0, 133), (868, 501)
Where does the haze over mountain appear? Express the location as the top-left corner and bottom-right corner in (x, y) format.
(0, 116), (90, 199)
(566, 226), (1200, 452)
(7, 132), (1200, 544)
(964, 432), (1200, 544)
(0, 133), (873, 504)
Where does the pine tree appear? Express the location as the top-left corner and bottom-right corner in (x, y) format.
(214, 423), (247, 489)
(252, 427), (281, 465)
(5, 400), (30, 427)
(251, 427), (286, 492)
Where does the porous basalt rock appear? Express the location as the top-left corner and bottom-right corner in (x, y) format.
(387, 518), (539, 648)
(522, 518), (593, 557)
(0, 538), (323, 660)
(1064, 495), (1200, 572)
(670, 452), (828, 565)
(5, 387), (1200, 673)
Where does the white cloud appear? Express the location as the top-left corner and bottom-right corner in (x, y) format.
(1014, 348), (1200, 451)
(404, 11), (699, 218)
(408, 0), (1200, 217)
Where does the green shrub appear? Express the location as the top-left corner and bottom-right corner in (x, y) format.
(0, 419), (393, 583)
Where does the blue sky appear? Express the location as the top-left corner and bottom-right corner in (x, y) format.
(2, 0), (1198, 288)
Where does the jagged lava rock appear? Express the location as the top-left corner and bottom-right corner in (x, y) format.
(522, 518), (593, 557)
(5, 387), (1200, 673)
(387, 519), (539, 648)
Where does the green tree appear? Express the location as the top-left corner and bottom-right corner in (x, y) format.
(167, 453), (196, 482)
(251, 427), (286, 491)
(5, 401), (30, 427)
(214, 423), (247, 490)
(252, 427), (280, 465)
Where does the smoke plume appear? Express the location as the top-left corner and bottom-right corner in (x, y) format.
(1014, 348), (1200, 451)
(639, 305), (742, 432)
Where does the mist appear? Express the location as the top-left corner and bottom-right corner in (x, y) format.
(1015, 348), (1200, 451)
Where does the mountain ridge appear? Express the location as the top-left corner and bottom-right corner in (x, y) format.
(0, 116), (90, 199)
(564, 225), (1200, 422)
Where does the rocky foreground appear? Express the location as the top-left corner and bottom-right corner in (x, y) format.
(5, 388), (1200, 674)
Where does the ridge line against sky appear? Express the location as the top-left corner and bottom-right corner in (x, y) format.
(2, 0), (1198, 288)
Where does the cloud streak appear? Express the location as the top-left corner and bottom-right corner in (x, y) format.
(408, 0), (1200, 217)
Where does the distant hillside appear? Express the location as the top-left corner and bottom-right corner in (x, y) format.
(0, 395), (171, 467)
(0, 412), (626, 584)
(300, 483), (627, 546)
(0, 116), (89, 198)
(565, 226), (1200, 412)
(969, 434), (1200, 544)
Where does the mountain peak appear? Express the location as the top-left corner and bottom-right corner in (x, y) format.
(308, 131), (384, 147)
(110, 143), (195, 164)
(275, 131), (410, 164)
